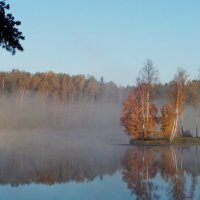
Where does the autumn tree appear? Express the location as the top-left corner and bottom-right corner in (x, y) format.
(121, 88), (143, 139)
(187, 80), (200, 137)
(0, 1), (24, 54)
(160, 104), (175, 139)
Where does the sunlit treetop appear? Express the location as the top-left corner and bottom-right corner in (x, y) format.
(0, 0), (25, 55)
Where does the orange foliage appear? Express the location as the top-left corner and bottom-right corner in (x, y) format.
(160, 104), (175, 139)
(120, 86), (159, 140)
(120, 88), (143, 139)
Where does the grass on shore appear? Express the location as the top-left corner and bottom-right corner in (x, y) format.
(130, 136), (200, 146)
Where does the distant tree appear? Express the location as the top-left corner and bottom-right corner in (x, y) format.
(13, 70), (31, 107)
(187, 80), (200, 137)
(100, 76), (105, 101)
(0, 1), (25, 54)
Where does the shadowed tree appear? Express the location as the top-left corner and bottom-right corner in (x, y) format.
(187, 80), (200, 137)
(0, 1), (25, 54)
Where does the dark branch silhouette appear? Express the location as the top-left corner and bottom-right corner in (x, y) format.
(0, 1), (25, 55)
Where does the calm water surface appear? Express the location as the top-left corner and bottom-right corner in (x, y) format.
(0, 131), (200, 200)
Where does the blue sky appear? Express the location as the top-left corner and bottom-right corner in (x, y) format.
(1, 0), (200, 86)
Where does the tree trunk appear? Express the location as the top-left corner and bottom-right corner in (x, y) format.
(195, 108), (198, 137)
(170, 89), (180, 142)
(146, 89), (150, 135)
(180, 115), (184, 136)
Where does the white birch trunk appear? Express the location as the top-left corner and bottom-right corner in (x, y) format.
(170, 107), (179, 142)
(170, 115), (178, 142)
(170, 88), (180, 142)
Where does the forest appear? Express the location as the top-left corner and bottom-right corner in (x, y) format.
(121, 60), (200, 142)
(0, 69), (129, 105)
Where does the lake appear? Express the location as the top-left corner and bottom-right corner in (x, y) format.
(0, 130), (199, 200)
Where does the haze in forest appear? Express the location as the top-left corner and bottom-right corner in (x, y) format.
(0, 69), (199, 137)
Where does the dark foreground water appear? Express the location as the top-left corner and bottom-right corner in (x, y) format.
(0, 131), (200, 200)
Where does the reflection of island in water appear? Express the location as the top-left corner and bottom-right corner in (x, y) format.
(122, 146), (200, 200)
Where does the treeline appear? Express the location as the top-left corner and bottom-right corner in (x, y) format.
(0, 69), (129, 105)
(2, 69), (199, 106)
(121, 60), (200, 142)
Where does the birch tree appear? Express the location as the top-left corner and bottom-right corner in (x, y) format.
(121, 60), (159, 140)
(138, 59), (158, 137)
(169, 69), (187, 142)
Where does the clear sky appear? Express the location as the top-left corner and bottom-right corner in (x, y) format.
(1, 0), (200, 86)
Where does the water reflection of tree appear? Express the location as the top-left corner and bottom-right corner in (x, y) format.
(122, 146), (200, 200)
(122, 147), (160, 200)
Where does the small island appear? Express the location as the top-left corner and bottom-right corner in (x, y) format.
(130, 137), (200, 146)
(120, 60), (200, 145)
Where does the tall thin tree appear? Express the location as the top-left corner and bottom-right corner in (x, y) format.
(169, 69), (187, 142)
(138, 59), (158, 137)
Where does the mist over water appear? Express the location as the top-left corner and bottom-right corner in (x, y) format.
(0, 93), (199, 199)
(0, 94), (199, 200)
(0, 94), (129, 186)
